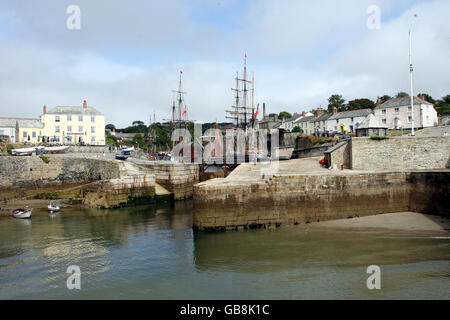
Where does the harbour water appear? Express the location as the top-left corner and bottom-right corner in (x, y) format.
(0, 202), (448, 299)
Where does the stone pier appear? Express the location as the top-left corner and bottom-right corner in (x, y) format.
(193, 158), (450, 231)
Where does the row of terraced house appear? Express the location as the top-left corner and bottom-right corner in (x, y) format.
(261, 95), (439, 135)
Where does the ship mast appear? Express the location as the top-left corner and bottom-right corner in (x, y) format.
(225, 54), (253, 130)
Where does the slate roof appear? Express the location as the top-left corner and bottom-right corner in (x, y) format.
(273, 122), (282, 129)
(0, 118), (18, 127)
(314, 113), (333, 122)
(295, 115), (315, 123)
(284, 114), (302, 123)
(375, 96), (432, 110)
(0, 117), (44, 128)
(357, 114), (388, 129)
(47, 106), (103, 115)
(17, 119), (44, 128)
(328, 109), (372, 120)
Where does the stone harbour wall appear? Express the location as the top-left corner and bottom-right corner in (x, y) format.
(351, 136), (450, 170)
(82, 174), (155, 208)
(134, 161), (200, 200)
(0, 155), (120, 193)
(193, 171), (449, 231)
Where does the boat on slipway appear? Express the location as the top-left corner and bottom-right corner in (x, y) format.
(11, 146), (70, 156)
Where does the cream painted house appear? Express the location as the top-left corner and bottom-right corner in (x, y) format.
(17, 119), (45, 143)
(0, 117), (44, 143)
(41, 100), (105, 145)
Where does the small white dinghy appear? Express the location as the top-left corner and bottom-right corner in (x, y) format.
(12, 208), (32, 219)
(48, 201), (60, 213)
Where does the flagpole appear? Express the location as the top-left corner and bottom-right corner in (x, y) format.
(409, 29), (415, 136)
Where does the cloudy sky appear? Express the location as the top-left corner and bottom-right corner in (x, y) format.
(0, 0), (449, 127)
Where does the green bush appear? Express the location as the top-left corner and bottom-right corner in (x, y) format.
(39, 155), (50, 163)
(370, 135), (389, 140)
(35, 192), (59, 199)
(292, 126), (302, 133)
(6, 144), (13, 154)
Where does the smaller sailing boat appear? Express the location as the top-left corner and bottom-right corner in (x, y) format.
(12, 207), (32, 219)
(48, 201), (60, 213)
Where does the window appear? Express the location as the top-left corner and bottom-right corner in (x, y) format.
(55, 115), (60, 122)
(351, 117), (354, 122)
(67, 115), (72, 121)
(78, 126), (83, 133)
(23, 131), (27, 138)
(408, 106), (412, 111)
(91, 136), (96, 143)
(32, 131), (36, 138)
(336, 119), (339, 123)
(91, 126), (95, 133)
(55, 126), (60, 133)
(382, 109), (386, 114)
(408, 116), (412, 122)
(91, 116), (95, 122)
(78, 115), (83, 122)
(382, 119), (386, 124)
(395, 108), (400, 113)
(67, 126), (72, 132)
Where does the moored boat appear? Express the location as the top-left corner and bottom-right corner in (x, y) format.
(48, 201), (60, 213)
(115, 154), (128, 160)
(12, 208), (32, 219)
(121, 146), (135, 155)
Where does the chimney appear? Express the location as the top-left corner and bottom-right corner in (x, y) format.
(43, 105), (47, 114)
(282, 116), (286, 123)
(316, 107), (324, 117)
(83, 100), (87, 108)
(332, 106), (338, 114)
(263, 103), (267, 118)
(376, 96), (381, 107)
(301, 111), (306, 117)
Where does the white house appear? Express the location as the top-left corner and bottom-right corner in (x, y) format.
(278, 113), (302, 132)
(326, 108), (372, 133)
(293, 113), (315, 134)
(373, 96), (438, 129)
(0, 118), (17, 142)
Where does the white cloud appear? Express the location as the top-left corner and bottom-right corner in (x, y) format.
(0, 0), (448, 127)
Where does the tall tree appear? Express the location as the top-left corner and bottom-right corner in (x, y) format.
(278, 111), (292, 120)
(396, 92), (409, 98)
(132, 120), (145, 126)
(417, 93), (434, 104)
(347, 98), (376, 110)
(327, 94), (346, 112)
(435, 94), (450, 115)
(105, 123), (116, 131)
(379, 95), (392, 104)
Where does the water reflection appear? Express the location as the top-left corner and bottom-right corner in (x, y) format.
(0, 202), (448, 299)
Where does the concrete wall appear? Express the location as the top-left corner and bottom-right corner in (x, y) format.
(293, 146), (329, 159)
(351, 136), (450, 170)
(193, 171), (449, 231)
